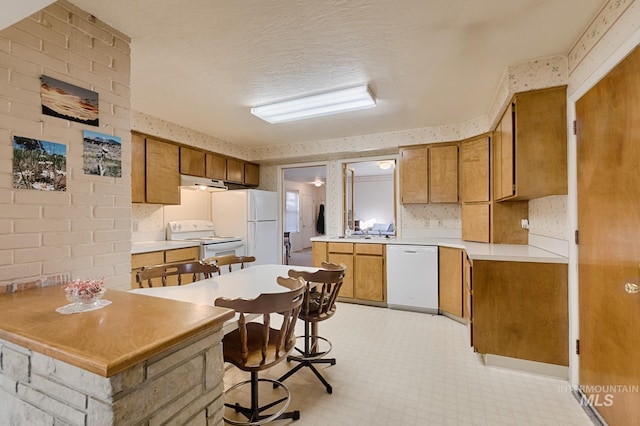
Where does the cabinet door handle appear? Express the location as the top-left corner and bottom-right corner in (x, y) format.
(625, 283), (639, 294)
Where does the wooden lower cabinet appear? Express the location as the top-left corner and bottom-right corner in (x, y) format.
(131, 246), (200, 289)
(471, 260), (568, 366)
(329, 252), (354, 298)
(354, 243), (385, 302)
(311, 241), (328, 267)
(313, 241), (385, 303)
(439, 247), (463, 318)
(463, 253), (473, 346)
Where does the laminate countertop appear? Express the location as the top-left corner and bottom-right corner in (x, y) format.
(0, 285), (233, 377)
(132, 240), (200, 254)
(311, 236), (568, 264)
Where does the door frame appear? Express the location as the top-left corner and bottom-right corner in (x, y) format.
(567, 34), (640, 390)
(277, 161), (329, 262)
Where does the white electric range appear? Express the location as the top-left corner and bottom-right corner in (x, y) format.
(167, 220), (245, 260)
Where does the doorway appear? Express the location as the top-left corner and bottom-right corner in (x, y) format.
(282, 165), (327, 266)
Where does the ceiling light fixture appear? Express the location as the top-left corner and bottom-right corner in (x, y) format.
(251, 85), (376, 124)
(378, 161), (393, 170)
(313, 179), (324, 187)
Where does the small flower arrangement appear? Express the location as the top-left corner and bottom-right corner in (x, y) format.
(64, 278), (106, 304)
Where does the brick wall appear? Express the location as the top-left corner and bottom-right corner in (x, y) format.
(0, 0), (132, 293)
(0, 327), (226, 425)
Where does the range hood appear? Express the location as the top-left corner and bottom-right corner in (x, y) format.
(179, 174), (228, 191)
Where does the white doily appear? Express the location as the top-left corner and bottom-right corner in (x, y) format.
(56, 299), (112, 315)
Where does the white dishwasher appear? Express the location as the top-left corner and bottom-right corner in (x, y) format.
(386, 245), (439, 313)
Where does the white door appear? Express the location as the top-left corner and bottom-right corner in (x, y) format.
(301, 194), (314, 249)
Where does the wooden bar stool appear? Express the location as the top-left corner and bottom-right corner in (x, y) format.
(276, 262), (346, 394)
(204, 254), (256, 274)
(135, 260), (219, 288)
(215, 276), (305, 425)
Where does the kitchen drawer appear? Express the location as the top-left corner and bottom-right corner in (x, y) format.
(165, 247), (200, 263)
(355, 243), (384, 256)
(328, 242), (354, 254)
(132, 251), (164, 269)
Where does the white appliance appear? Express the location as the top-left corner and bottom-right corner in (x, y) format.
(386, 245), (439, 313)
(166, 220), (245, 261)
(211, 190), (278, 265)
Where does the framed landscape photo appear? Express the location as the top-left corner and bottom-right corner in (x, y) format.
(13, 136), (67, 191)
(83, 130), (122, 177)
(40, 75), (99, 126)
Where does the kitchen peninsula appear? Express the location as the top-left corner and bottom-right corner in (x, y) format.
(312, 235), (569, 377)
(0, 285), (233, 425)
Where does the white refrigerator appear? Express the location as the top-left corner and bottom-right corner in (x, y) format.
(211, 189), (278, 265)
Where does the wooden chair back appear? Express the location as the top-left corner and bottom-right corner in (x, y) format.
(203, 254), (256, 274)
(215, 276), (305, 371)
(288, 262), (346, 322)
(136, 260), (219, 288)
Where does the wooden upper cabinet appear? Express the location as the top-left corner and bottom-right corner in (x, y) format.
(132, 132), (260, 204)
(131, 133), (146, 203)
(145, 137), (180, 205)
(244, 162), (260, 187)
(399, 145), (429, 204)
(494, 104), (515, 200)
(226, 158), (244, 183)
(179, 146), (206, 177)
(494, 86), (567, 201)
(400, 143), (460, 204)
(131, 133), (180, 205)
(462, 203), (490, 243)
(429, 144), (459, 203)
(460, 135), (490, 203)
(205, 152), (227, 180)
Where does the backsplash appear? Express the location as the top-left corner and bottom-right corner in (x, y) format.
(527, 195), (569, 256)
(400, 204), (463, 238)
(132, 189), (212, 242)
(528, 195), (568, 239)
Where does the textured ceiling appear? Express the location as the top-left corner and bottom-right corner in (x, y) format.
(69, 0), (604, 147)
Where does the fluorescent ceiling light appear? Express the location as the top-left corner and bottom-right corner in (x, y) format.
(251, 85), (376, 124)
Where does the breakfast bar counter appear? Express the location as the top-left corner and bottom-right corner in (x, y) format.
(0, 285), (233, 376)
(0, 285), (234, 425)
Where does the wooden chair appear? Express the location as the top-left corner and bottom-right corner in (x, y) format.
(215, 276), (305, 425)
(276, 262), (346, 394)
(135, 260), (219, 288)
(203, 254), (256, 274)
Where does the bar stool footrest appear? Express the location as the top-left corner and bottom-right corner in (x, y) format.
(223, 377), (299, 426)
(287, 335), (332, 362)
